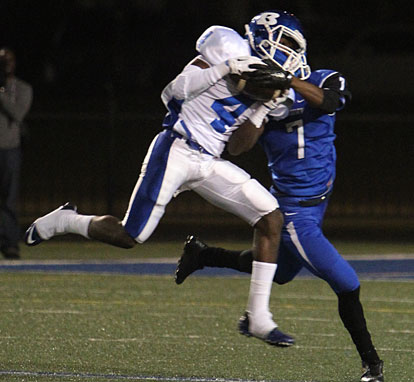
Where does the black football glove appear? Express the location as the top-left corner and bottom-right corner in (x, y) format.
(247, 59), (293, 89)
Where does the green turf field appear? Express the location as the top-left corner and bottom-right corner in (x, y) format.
(0, 240), (413, 381)
(15, 238), (414, 260)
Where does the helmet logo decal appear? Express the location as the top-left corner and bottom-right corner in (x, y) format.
(256, 12), (280, 26)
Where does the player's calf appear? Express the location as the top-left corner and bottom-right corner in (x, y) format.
(88, 216), (136, 249)
(253, 209), (283, 263)
(25, 203), (136, 249)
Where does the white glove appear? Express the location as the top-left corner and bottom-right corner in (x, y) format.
(263, 89), (290, 110)
(249, 90), (293, 128)
(226, 56), (263, 76)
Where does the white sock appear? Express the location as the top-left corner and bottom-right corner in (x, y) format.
(63, 214), (95, 239)
(246, 260), (278, 338)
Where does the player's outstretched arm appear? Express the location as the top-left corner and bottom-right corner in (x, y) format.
(227, 119), (264, 156)
(290, 76), (324, 108)
(170, 56), (262, 101)
(228, 92), (293, 156)
(246, 60), (325, 109)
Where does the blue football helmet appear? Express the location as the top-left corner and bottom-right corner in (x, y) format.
(245, 10), (311, 79)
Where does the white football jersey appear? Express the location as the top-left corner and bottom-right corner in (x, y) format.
(161, 26), (289, 157)
(122, 26), (284, 243)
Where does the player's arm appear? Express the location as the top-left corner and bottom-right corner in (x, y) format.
(227, 119), (264, 156)
(247, 66), (325, 109)
(227, 92), (293, 156)
(290, 76), (323, 108)
(291, 73), (351, 113)
(248, 71), (333, 111)
(248, 61), (351, 114)
(169, 56), (262, 101)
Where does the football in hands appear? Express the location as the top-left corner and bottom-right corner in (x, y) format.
(228, 73), (281, 101)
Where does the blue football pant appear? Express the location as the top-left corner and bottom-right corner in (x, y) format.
(274, 195), (360, 294)
(197, 194), (378, 363)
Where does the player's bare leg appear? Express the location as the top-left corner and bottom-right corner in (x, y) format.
(245, 209), (281, 333)
(174, 208), (293, 346)
(24, 202), (136, 249)
(251, 208), (283, 263)
(241, 209), (294, 346)
(88, 215), (136, 248)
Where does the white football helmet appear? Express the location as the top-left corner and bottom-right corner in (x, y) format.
(196, 25), (250, 65)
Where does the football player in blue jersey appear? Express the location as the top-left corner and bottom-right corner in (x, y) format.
(175, 10), (384, 382)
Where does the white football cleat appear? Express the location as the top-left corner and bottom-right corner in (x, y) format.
(24, 203), (77, 246)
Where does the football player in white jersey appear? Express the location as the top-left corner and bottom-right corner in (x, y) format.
(24, 26), (294, 345)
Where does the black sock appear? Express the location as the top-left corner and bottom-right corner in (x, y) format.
(337, 287), (381, 364)
(200, 247), (253, 273)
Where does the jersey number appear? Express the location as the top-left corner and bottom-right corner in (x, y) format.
(210, 96), (252, 133)
(286, 119), (305, 159)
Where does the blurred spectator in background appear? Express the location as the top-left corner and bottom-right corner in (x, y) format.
(0, 47), (33, 259)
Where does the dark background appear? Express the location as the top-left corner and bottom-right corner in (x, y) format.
(1, 0), (413, 241)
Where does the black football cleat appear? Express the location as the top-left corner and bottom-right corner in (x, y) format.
(238, 312), (295, 347)
(175, 235), (207, 284)
(361, 360), (384, 382)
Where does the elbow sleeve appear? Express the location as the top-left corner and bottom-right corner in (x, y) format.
(319, 89), (342, 114)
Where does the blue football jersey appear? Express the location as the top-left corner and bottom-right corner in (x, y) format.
(260, 70), (350, 197)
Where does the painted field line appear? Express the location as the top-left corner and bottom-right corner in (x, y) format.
(1, 253), (414, 266)
(343, 253), (414, 260)
(0, 370), (308, 382)
(0, 258), (179, 265)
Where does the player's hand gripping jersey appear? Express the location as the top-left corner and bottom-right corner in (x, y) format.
(261, 70), (350, 197)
